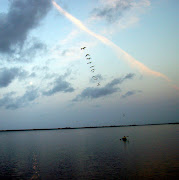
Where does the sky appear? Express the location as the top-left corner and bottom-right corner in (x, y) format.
(0, 0), (178, 130)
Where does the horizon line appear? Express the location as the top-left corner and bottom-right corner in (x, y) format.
(0, 122), (178, 132)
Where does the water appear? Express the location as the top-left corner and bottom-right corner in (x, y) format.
(0, 124), (178, 179)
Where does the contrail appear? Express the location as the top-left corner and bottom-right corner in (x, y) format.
(52, 1), (178, 90)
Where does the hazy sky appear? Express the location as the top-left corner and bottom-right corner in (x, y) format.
(0, 0), (178, 130)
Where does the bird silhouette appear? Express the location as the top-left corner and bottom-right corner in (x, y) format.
(81, 47), (86, 50)
(92, 76), (98, 80)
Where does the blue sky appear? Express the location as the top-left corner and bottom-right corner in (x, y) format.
(0, 0), (178, 130)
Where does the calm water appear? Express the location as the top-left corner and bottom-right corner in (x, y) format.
(0, 124), (178, 179)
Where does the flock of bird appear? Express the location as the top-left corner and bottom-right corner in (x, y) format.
(81, 47), (100, 86)
(81, 47), (126, 119)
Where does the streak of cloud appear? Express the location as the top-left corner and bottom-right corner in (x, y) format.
(91, 0), (150, 25)
(91, 0), (132, 23)
(73, 86), (119, 101)
(10, 38), (47, 62)
(0, 67), (28, 88)
(121, 90), (142, 98)
(43, 73), (75, 96)
(73, 73), (135, 101)
(52, 1), (179, 90)
(106, 73), (135, 88)
(0, 87), (39, 110)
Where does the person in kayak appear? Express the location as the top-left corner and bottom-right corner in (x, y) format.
(120, 136), (127, 141)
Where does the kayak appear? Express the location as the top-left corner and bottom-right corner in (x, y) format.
(122, 137), (127, 141)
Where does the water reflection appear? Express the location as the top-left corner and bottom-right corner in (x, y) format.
(122, 139), (129, 151)
(30, 153), (40, 180)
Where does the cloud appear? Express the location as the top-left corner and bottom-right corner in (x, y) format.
(29, 72), (36, 78)
(0, 87), (39, 109)
(90, 74), (104, 83)
(73, 86), (119, 101)
(106, 73), (135, 87)
(0, 93), (15, 109)
(0, 0), (51, 54)
(53, 48), (75, 57)
(73, 73), (135, 101)
(91, 0), (132, 23)
(50, 44), (83, 64)
(91, 0), (150, 24)
(0, 67), (28, 88)
(60, 30), (79, 45)
(32, 65), (49, 72)
(12, 38), (47, 62)
(121, 90), (142, 98)
(43, 72), (75, 96)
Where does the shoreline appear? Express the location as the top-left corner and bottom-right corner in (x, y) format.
(0, 122), (178, 132)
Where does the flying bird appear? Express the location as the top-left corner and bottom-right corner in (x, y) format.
(81, 47), (86, 50)
(80, 46), (100, 86)
(92, 76), (98, 80)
